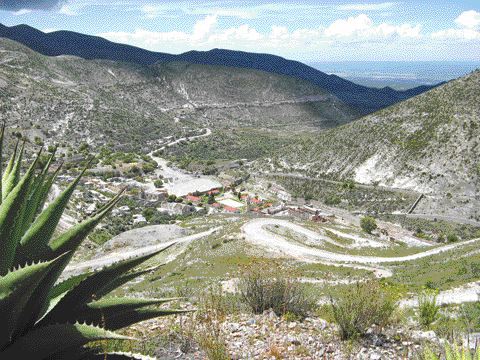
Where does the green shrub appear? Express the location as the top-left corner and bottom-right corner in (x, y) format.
(361, 216), (377, 234)
(324, 194), (341, 206)
(329, 281), (398, 340)
(0, 128), (184, 359)
(154, 179), (163, 188)
(418, 289), (440, 329)
(238, 260), (313, 318)
(447, 233), (459, 243)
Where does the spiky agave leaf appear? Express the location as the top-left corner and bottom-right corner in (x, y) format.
(0, 149), (42, 275)
(48, 188), (125, 258)
(89, 352), (158, 360)
(0, 323), (134, 359)
(76, 297), (180, 325)
(39, 246), (173, 325)
(13, 189), (125, 336)
(1, 138), (19, 198)
(18, 162), (90, 262)
(2, 140), (26, 201)
(102, 308), (191, 331)
(0, 256), (65, 349)
(0, 122), (5, 202)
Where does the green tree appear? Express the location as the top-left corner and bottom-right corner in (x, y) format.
(360, 216), (377, 234)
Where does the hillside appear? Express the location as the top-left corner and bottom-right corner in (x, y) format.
(268, 70), (480, 220)
(0, 38), (356, 152)
(0, 23), (437, 115)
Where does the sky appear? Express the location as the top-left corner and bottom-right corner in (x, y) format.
(0, 0), (479, 62)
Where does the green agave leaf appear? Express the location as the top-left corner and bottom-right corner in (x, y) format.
(104, 308), (190, 331)
(0, 323), (133, 359)
(76, 297), (180, 325)
(88, 352), (158, 360)
(40, 247), (173, 326)
(0, 122), (5, 203)
(0, 149), (42, 275)
(1, 138), (19, 198)
(2, 140), (26, 201)
(0, 257), (62, 349)
(19, 163), (90, 261)
(48, 189), (125, 258)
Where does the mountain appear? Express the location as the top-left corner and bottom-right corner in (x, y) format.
(0, 38), (356, 152)
(0, 23), (437, 115)
(269, 70), (480, 220)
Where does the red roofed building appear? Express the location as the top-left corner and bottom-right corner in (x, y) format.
(186, 195), (201, 202)
(224, 206), (239, 213)
(207, 189), (220, 195)
(211, 202), (222, 208)
(250, 197), (262, 204)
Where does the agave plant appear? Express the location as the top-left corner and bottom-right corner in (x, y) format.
(423, 344), (480, 360)
(0, 126), (184, 359)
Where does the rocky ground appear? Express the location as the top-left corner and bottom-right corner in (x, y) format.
(128, 310), (444, 360)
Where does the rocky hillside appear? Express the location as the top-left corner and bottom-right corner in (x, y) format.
(0, 23), (437, 115)
(0, 38), (356, 151)
(270, 70), (480, 220)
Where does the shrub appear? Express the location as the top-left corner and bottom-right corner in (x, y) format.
(324, 194), (341, 206)
(0, 128), (184, 359)
(418, 289), (440, 329)
(238, 260), (313, 318)
(361, 216), (378, 234)
(329, 281), (398, 340)
(154, 179), (163, 188)
(447, 233), (459, 243)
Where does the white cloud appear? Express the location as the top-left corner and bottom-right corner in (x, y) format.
(432, 10), (480, 40)
(192, 15), (218, 41)
(324, 14), (420, 39)
(338, 2), (397, 11)
(432, 28), (480, 41)
(455, 10), (480, 30)
(12, 9), (32, 16)
(58, 5), (77, 16)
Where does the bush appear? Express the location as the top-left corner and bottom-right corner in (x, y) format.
(418, 289), (440, 329)
(154, 179), (163, 188)
(361, 216), (377, 234)
(324, 194), (341, 206)
(447, 233), (459, 243)
(238, 260), (313, 318)
(329, 281), (398, 340)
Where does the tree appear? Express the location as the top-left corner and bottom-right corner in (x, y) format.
(208, 193), (215, 204)
(361, 216), (377, 234)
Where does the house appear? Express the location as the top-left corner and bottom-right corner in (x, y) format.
(224, 206), (240, 213)
(250, 197), (262, 204)
(186, 194), (202, 203)
(207, 189), (220, 195)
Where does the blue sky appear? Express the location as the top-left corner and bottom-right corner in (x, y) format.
(0, 0), (479, 61)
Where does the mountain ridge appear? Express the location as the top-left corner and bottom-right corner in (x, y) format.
(0, 23), (439, 115)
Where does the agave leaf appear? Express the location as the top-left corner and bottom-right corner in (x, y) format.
(88, 352), (158, 360)
(2, 140), (25, 201)
(0, 150), (42, 275)
(0, 323), (134, 359)
(40, 247), (173, 326)
(0, 257), (62, 349)
(76, 297), (180, 325)
(0, 122), (5, 202)
(19, 164), (90, 261)
(105, 308), (191, 331)
(48, 189), (125, 258)
(1, 138), (19, 197)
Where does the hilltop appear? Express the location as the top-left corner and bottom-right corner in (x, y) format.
(0, 23), (437, 115)
(267, 70), (480, 220)
(0, 38), (356, 152)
